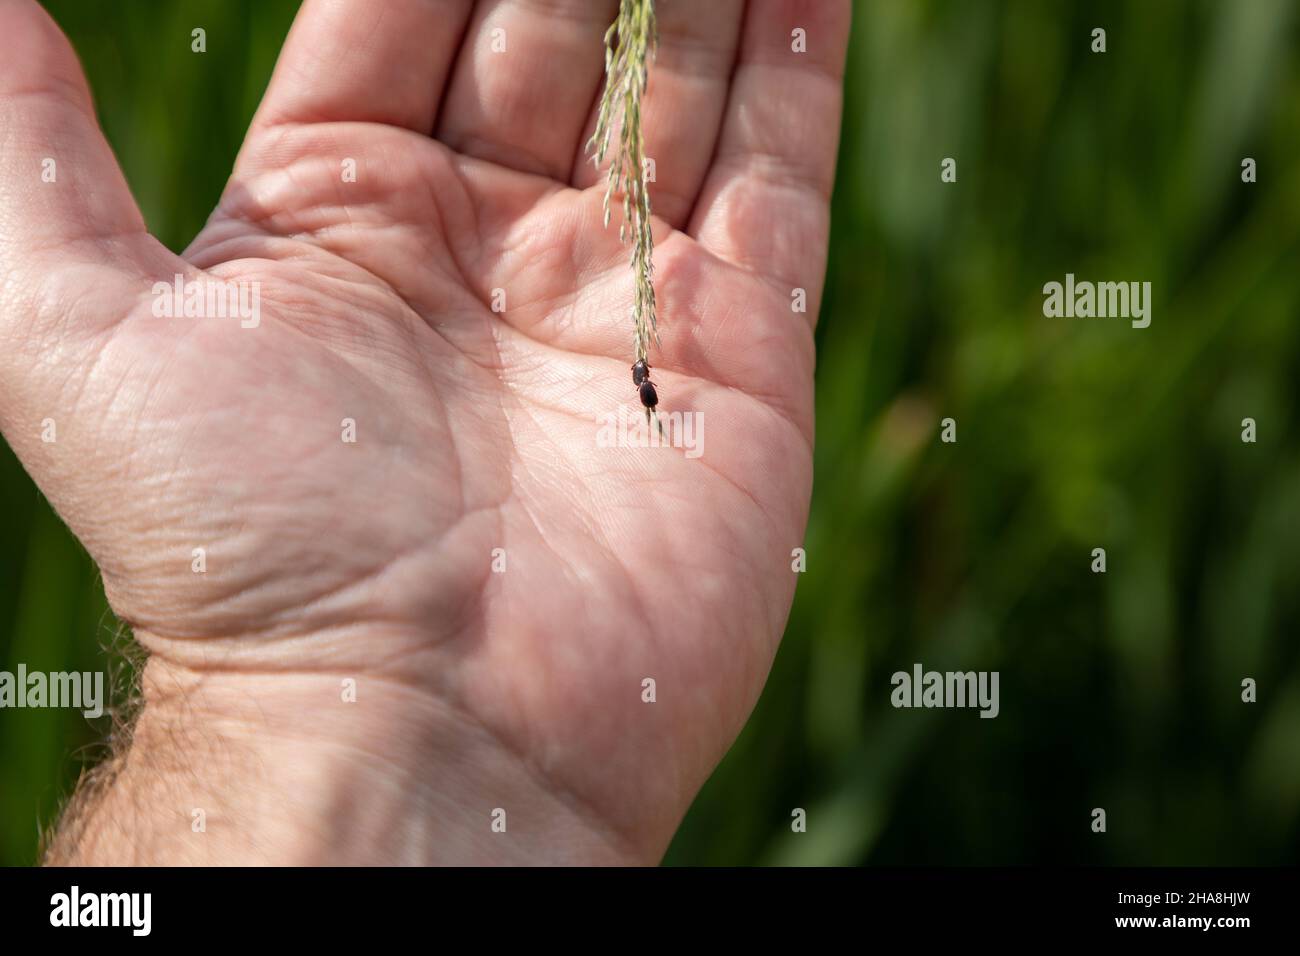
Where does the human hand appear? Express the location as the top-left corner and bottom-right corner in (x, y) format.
(0, 0), (848, 864)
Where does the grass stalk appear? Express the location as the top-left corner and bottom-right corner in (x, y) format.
(587, 0), (659, 366)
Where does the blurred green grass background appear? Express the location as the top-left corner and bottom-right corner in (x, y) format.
(3, 0), (1299, 865)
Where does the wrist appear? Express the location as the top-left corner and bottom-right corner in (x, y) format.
(48, 655), (642, 866)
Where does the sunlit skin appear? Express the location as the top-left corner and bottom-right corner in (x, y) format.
(0, 0), (848, 864)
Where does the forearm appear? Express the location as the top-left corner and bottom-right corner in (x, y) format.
(45, 657), (638, 866)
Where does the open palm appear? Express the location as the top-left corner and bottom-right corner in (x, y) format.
(0, 0), (847, 862)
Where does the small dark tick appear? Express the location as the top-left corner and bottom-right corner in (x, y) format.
(639, 379), (658, 411)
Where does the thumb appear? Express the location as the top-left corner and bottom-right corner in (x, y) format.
(0, 0), (183, 440)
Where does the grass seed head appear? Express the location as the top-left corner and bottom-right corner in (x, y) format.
(587, 0), (659, 364)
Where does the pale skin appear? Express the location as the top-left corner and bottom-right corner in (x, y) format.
(0, 0), (848, 864)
